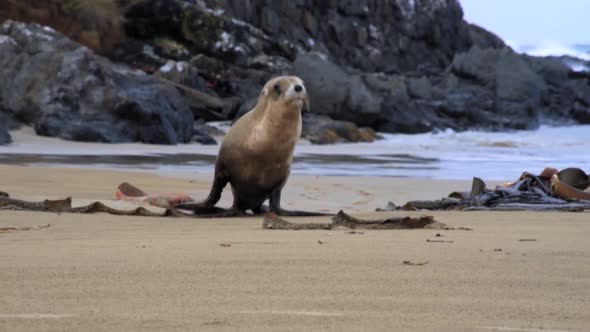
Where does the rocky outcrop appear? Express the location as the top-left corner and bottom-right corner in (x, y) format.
(0, 123), (10, 145)
(0, 0), (134, 52)
(0, 20), (196, 144)
(0, 0), (589, 146)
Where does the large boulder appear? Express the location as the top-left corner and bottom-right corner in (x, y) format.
(0, 123), (10, 145)
(452, 47), (546, 102)
(0, 20), (194, 144)
(207, 0), (487, 73)
(293, 52), (383, 126)
(1, 0), (589, 141)
(447, 47), (548, 128)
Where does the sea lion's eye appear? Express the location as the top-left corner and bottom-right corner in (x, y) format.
(273, 83), (281, 95)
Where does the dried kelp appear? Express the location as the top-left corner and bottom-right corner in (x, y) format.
(263, 210), (451, 230)
(0, 196), (191, 217)
(387, 167), (590, 212)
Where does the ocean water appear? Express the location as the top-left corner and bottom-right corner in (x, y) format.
(292, 125), (590, 180)
(2, 125), (589, 180)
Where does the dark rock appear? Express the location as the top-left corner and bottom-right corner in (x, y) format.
(407, 77), (433, 99)
(2, 0), (590, 141)
(190, 134), (217, 145)
(378, 99), (439, 134)
(467, 23), (505, 50)
(124, 0), (297, 65)
(0, 123), (10, 145)
(0, 0), (128, 52)
(293, 52), (349, 115)
(452, 47), (546, 102)
(191, 120), (222, 145)
(126, 0), (486, 74)
(293, 52), (383, 127)
(0, 20), (193, 144)
(526, 56), (571, 85)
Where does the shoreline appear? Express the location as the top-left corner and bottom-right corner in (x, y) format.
(2, 126), (590, 181)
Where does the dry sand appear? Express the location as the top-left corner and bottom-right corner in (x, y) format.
(0, 165), (589, 331)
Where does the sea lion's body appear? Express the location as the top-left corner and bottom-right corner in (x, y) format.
(180, 76), (320, 216)
(216, 99), (301, 211)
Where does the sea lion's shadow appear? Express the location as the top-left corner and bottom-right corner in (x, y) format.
(175, 202), (331, 218)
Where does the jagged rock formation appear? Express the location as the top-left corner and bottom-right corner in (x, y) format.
(0, 21), (194, 144)
(0, 0), (588, 145)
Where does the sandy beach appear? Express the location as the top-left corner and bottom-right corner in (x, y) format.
(1, 165), (589, 331)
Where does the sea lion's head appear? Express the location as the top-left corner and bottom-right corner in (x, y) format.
(260, 76), (309, 114)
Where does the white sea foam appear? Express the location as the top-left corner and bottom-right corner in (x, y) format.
(514, 42), (590, 71)
(522, 43), (590, 61)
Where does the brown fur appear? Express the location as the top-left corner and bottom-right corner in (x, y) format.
(179, 76), (324, 216)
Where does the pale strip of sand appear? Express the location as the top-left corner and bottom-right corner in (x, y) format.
(0, 165), (589, 331)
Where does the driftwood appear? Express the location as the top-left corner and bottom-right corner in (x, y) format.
(263, 210), (453, 230)
(0, 195), (324, 220)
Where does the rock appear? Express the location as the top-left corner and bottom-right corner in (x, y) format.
(293, 52), (349, 115)
(452, 47), (546, 101)
(467, 23), (505, 50)
(0, 0), (128, 52)
(449, 47), (547, 129)
(293, 52), (384, 126)
(495, 53), (546, 102)
(154, 60), (243, 121)
(0, 123), (10, 145)
(525, 56), (571, 85)
(407, 77), (433, 99)
(302, 114), (378, 144)
(0, 20), (193, 144)
(124, 0), (297, 65)
(191, 120), (222, 145)
(572, 105), (590, 124)
(2, 0), (590, 140)
(117, 0), (490, 76)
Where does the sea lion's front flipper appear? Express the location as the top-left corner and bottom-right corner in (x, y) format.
(174, 202), (227, 214)
(268, 189), (332, 217)
(174, 169), (230, 214)
(182, 206), (249, 218)
(275, 209), (333, 217)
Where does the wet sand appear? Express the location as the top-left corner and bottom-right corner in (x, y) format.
(1, 165), (589, 331)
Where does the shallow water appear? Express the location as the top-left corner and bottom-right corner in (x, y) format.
(1, 125), (589, 180)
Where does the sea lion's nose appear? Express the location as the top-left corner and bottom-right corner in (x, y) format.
(294, 84), (303, 93)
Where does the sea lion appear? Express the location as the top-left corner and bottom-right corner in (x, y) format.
(178, 76), (325, 217)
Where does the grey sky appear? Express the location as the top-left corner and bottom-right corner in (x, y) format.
(460, 0), (589, 45)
